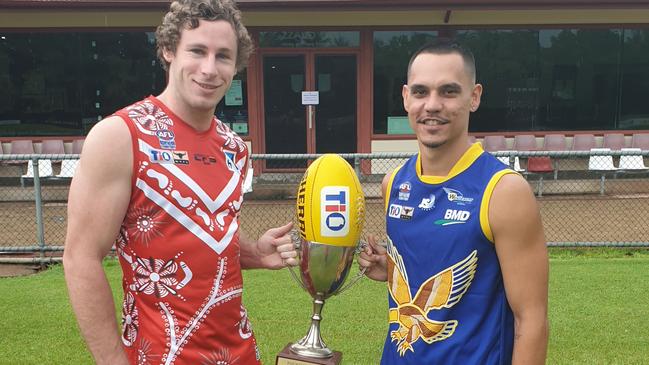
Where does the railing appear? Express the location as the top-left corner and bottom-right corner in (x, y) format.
(1, 150), (648, 263)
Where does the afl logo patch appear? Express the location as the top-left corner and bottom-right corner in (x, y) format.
(156, 129), (176, 150)
(398, 182), (411, 201)
(320, 186), (349, 237)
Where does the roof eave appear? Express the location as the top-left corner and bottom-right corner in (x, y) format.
(1, 0), (649, 11)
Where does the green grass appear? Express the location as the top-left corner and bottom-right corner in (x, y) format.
(547, 258), (649, 365)
(0, 260), (123, 364)
(1, 250), (648, 364)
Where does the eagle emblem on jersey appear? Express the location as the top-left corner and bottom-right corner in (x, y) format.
(386, 238), (477, 356)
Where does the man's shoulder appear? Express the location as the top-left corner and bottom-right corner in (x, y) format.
(491, 171), (528, 193)
(70, 116), (133, 198)
(87, 116), (130, 139)
(83, 116), (132, 163)
(488, 172), (537, 227)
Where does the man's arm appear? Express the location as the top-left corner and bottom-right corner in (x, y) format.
(63, 117), (133, 365)
(489, 173), (549, 365)
(239, 222), (298, 269)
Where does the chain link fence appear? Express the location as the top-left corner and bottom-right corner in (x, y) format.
(0, 154), (78, 263)
(1, 150), (648, 263)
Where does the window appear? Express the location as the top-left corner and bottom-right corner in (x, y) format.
(372, 27), (649, 134)
(83, 32), (166, 132)
(0, 31), (165, 137)
(619, 29), (649, 129)
(458, 30), (539, 132)
(373, 31), (437, 135)
(537, 29), (621, 131)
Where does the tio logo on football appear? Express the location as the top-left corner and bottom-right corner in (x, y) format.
(321, 186), (349, 237)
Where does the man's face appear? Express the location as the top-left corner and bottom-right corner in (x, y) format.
(402, 52), (482, 150)
(163, 19), (238, 113)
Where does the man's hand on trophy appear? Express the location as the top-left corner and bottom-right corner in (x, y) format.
(358, 234), (388, 282)
(256, 222), (299, 270)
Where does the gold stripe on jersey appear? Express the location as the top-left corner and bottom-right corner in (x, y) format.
(385, 164), (404, 212)
(416, 143), (484, 184)
(480, 169), (519, 243)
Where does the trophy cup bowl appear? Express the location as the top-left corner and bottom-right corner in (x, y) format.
(277, 154), (365, 365)
(288, 238), (357, 358)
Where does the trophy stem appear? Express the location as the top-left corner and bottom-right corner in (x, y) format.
(289, 295), (333, 358)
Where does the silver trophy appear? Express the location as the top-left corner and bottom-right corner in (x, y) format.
(277, 154), (366, 364)
(286, 234), (365, 359)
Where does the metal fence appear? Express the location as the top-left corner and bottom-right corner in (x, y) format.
(0, 154), (78, 263)
(1, 149), (648, 262)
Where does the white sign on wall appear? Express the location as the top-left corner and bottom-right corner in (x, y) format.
(301, 91), (319, 105)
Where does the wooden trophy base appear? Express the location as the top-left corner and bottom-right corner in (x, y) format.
(276, 344), (343, 365)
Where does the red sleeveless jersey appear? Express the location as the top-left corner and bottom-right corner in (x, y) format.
(113, 96), (259, 365)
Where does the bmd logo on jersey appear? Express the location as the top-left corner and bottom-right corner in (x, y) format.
(320, 186), (349, 237)
(435, 209), (471, 226)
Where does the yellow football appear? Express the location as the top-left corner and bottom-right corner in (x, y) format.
(296, 154), (365, 247)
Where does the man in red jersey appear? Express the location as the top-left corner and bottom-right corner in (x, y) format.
(63, 1), (298, 364)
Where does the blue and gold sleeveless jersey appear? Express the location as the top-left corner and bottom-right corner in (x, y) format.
(381, 143), (517, 365)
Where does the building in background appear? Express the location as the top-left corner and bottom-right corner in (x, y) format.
(1, 0), (649, 163)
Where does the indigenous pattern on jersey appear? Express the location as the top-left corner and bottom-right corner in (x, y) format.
(381, 143), (516, 365)
(113, 96), (259, 365)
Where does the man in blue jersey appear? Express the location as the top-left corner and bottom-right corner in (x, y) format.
(359, 40), (549, 364)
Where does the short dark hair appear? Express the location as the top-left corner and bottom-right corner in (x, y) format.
(155, 0), (253, 73)
(406, 39), (476, 83)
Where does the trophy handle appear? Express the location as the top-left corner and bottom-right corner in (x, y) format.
(287, 230), (308, 291)
(332, 239), (367, 295)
